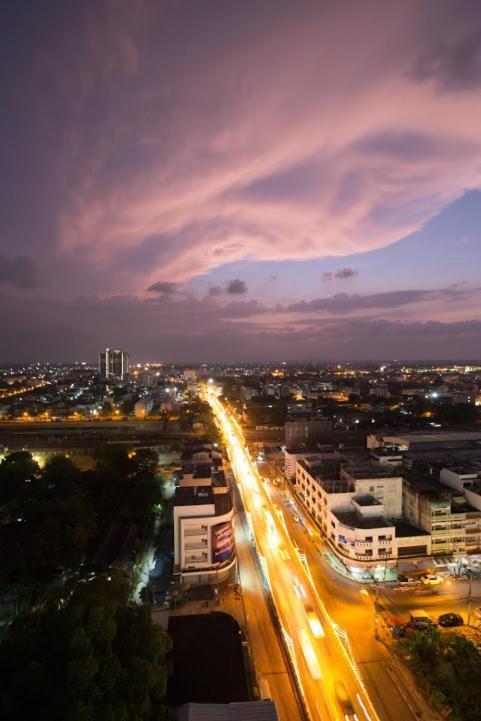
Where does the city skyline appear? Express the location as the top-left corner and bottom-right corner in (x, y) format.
(2, 1), (481, 360)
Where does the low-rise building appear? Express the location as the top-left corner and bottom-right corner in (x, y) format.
(173, 486), (235, 584)
(173, 442), (235, 584)
(285, 417), (331, 447)
(295, 459), (429, 562)
(134, 397), (154, 417)
(403, 473), (481, 555)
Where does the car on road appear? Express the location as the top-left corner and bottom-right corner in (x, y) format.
(292, 576), (307, 599)
(292, 513), (300, 522)
(409, 609), (435, 629)
(420, 574), (443, 586)
(279, 545), (290, 561)
(299, 629), (323, 680)
(397, 574), (418, 585)
(438, 612), (464, 627)
(335, 682), (359, 721)
(305, 605), (325, 638)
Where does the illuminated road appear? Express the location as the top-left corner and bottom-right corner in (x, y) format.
(207, 390), (381, 721)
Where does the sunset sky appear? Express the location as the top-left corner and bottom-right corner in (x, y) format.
(2, 0), (481, 361)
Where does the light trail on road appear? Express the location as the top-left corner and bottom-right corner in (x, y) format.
(206, 389), (382, 721)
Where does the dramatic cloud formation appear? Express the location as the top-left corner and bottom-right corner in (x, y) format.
(146, 281), (182, 297)
(2, 289), (481, 363)
(226, 279), (248, 295)
(2, 1), (481, 359)
(322, 267), (359, 282)
(412, 28), (481, 91)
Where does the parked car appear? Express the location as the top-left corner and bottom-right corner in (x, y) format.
(420, 574), (443, 586)
(438, 612), (464, 628)
(409, 609), (435, 628)
(397, 574), (418, 585)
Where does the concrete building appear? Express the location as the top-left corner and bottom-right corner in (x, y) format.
(240, 385), (258, 401)
(295, 459), (430, 562)
(284, 448), (333, 483)
(285, 417), (332, 448)
(173, 442), (236, 584)
(183, 368), (197, 380)
(177, 702), (279, 720)
(173, 486), (235, 584)
(99, 348), (129, 381)
(403, 473), (481, 556)
(371, 431), (481, 452)
(134, 397), (154, 418)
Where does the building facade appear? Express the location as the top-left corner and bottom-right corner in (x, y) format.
(99, 348), (129, 381)
(295, 459), (430, 562)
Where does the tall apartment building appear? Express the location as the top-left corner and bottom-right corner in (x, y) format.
(99, 348), (129, 381)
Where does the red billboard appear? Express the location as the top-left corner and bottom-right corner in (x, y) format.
(211, 521), (235, 563)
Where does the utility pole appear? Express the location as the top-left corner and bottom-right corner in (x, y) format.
(374, 580), (380, 640)
(467, 569), (473, 626)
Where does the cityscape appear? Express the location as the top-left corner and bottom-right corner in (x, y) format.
(2, 3), (481, 721)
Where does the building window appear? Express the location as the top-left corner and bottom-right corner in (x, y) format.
(365, 536), (373, 542)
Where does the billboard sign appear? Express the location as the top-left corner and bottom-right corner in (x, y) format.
(212, 521), (235, 563)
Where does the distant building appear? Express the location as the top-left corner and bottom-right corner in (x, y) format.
(99, 348), (129, 381)
(183, 368), (197, 380)
(285, 417), (331, 447)
(134, 398), (154, 418)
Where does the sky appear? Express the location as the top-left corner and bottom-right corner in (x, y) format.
(2, 0), (481, 362)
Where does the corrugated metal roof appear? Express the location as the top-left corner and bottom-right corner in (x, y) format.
(177, 701), (280, 721)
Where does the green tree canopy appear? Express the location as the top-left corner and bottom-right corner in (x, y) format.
(0, 573), (173, 721)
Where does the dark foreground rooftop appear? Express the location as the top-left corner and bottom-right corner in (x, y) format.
(167, 612), (248, 706)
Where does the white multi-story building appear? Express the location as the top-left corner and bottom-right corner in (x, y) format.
(173, 443), (235, 584)
(296, 459), (430, 562)
(173, 486), (235, 584)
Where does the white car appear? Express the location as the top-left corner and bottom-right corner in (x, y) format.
(420, 574), (443, 586)
(292, 576), (307, 598)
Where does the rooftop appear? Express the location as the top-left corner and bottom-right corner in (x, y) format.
(384, 431), (481, 446)
(343, 464), (402, 480)
(174, 486), (214, 507)
(393, 521), (430, 538)
(333, 510), (392, 530)
(353, 494), (382, 507)
(214, 492), (233, 516)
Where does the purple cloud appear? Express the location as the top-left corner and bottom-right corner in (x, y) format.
(146, 281), (182, 298)
(226, 279), (248, 295)
(323, 267), (358, 282)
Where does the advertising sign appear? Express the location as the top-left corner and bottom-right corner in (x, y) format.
(211, 521), (235, 563)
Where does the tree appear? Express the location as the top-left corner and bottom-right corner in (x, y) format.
(400, 628), (481, 721)
(0, 573), (173, 721)
(133, 449), (159, 476)
(0, 451), (41, 511)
